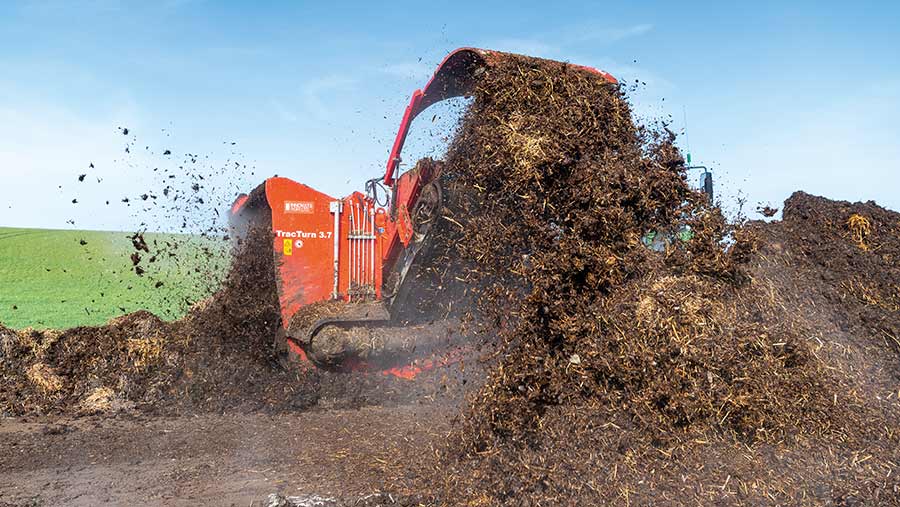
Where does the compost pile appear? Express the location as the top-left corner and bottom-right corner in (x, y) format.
(0, 191), (449, 416)
(403, 54), (900, 505)
(0, 197), (280, 415)
(747, 191), (900, 352)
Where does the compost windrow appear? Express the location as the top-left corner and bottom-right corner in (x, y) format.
(405, 54), (900, 505)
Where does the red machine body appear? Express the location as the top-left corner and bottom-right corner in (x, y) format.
(231, 163), (440, 318)
(229, 48), (617, 375)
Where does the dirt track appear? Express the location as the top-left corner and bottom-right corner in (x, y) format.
(0, 404), (448, 506)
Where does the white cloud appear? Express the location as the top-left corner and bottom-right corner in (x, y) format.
(269, 98), (298, 123)
(562, 23), (654, 45)
(589, 57), (674, 90)
(482, 22), (653, 60)
(381, 61), (432, 81)
(300, 76), (357, 121)
(482, 38), (560, 59)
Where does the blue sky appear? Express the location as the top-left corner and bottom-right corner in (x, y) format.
(1, 0), (898, 231)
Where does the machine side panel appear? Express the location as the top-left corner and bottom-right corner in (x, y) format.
(265, 177), (337, 326)
(338, 192), (383, 301)
(382, 161), (438, 268)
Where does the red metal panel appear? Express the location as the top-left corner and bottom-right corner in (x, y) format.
(265, 177), (338, 325)
(384, 90), (424, 186)
(230, 193), (249, 215)
(374, 209), (386, 299)
(382, 160), (437, 268)
(383, 47), (618, 186)
(384, 48), (486, 186)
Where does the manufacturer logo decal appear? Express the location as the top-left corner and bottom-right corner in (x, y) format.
(284, 201), (314, 214)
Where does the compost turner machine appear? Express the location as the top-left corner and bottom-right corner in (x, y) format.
(229, 48), (617, 377)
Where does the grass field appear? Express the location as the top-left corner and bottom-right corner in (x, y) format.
(0, 227), (229, 330)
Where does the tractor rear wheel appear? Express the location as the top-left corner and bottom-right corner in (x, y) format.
(412, 181), (442, 239)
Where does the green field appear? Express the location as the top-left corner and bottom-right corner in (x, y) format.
(0, 227), (229, 330)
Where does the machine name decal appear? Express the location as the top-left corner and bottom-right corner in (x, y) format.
(276, 229), (332, 239)
(284, 201), (314, 214)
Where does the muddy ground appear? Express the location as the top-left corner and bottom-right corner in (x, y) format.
(0, 405), (448, 506)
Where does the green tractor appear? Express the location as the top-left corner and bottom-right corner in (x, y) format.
(641, 157), (713, 252)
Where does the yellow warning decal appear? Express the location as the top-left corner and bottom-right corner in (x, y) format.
(283, 238), (293, 256)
